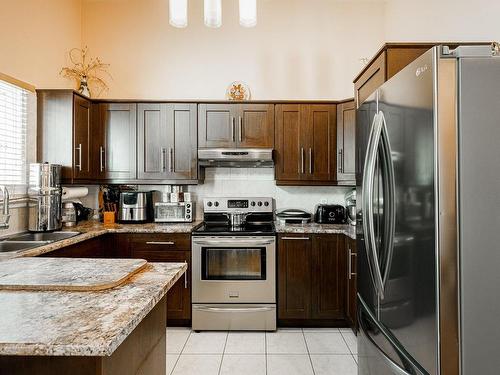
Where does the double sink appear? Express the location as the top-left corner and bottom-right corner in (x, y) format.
(0, 231), (81, 253)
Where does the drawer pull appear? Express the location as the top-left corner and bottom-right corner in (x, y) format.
(146, 241), (175, 245)
(281, 236), (310, 241)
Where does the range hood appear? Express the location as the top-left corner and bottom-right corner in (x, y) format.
(198, 148), (274, 168)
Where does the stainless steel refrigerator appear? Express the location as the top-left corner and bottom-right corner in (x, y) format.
(356, 44), (500, 375)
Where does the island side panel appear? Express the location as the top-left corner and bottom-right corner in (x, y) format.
(0, 296), (167, 375)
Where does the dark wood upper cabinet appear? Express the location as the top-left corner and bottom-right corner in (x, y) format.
(96, 103), (137, 181)
(138, 103), (197, 180)
(275, 104), (336, 185)
(311, 235), (346, 320)
(278, 234), (312, 320)
(336, 100), (356, 184)
(199, 103), (274, 148)
(238, 104), (274, 148)
(73, 95), (94, 180)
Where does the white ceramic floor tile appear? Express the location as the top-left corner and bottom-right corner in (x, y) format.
(341, 331), (358, 355)
(166, 353), (179, 375)
(303, 328), (340, 332)
(353, 354), (358, 364)
(182, 331), (228, 354)
(266, 331), (308, 354)
(267, 354), (314, 375)
(339, 328), (355, 333)
(310, 354), (358, 375)
(304, 331), (351, 354)
(220, 354), (266, 375)
(172, 354), (222, 375)
(225, 332), (265, 354)
(276, 328), (303, 332)
(166, 328), (191, 353)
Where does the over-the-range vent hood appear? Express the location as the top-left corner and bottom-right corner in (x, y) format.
(198, 148), (274, 168)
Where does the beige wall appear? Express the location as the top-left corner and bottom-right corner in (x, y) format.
(82, 0), (385, 100)
(0, 0), (82, 88)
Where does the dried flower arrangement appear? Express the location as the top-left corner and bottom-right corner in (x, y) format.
(60, 46), (111, 98)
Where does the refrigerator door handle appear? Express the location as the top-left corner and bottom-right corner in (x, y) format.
(378, 111), (397, 292)
(362, 111), (385, 298)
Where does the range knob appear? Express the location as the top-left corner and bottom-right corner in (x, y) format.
(214, 201), (219, 207)
(251, 201), (256, 207)
(207, 201), (213, 207)
(264, 201), (269, 207)
(257, 201), (263, 207)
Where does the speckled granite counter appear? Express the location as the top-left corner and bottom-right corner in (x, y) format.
(275, 222), (356, 240)
(0, 220), (202, 259)
(0, 262), (186, 356)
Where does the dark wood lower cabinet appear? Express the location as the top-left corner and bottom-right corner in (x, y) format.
(39, 233), (191, 327)
(278, 233), (348, 327)
(346, 236), (357, 330)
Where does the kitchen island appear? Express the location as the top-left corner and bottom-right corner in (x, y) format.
(0, 261), (187, 375)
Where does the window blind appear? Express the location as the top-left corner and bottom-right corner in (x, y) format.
(0, 79), (28, 186)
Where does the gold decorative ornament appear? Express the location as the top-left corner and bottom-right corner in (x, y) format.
(226, 81), (251, 100)
(60, 47), (111, 98)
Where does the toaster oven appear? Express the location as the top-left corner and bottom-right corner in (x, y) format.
(154, 202), (194, 223)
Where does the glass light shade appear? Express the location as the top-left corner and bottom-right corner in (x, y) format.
(169, 0), (188, 28)
(239, 0), (257, 27)
(204, 0), (222, 28)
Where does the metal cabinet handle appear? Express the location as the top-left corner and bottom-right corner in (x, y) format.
(309, 148), (313, 174)
(161, 148), (167, 172)
(169, 147), (174, 173)
(184, 259), (188, 288)
(231, 117), (235, 142)
(238, 116), (243, 142)
(146, 241), (175, 245)
(300, 148), (305, 174)
(99, 146), (105, 172)
(193, 306), (274, 313)
(348, 247), (357, 280)
(75, 144), (82, 171)
(281, 236), (310, 240)
(338, 149), (343, 173)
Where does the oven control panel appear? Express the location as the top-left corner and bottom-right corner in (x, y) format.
(203, 197), (274, 213)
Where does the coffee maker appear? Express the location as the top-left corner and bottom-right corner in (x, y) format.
(28, 163), (62, 232)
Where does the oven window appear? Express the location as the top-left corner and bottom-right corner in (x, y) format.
(201, 247), (266, 280)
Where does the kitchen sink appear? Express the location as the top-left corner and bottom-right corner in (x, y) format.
(5, 231), (81, 242)
(0, 241), (51, 253)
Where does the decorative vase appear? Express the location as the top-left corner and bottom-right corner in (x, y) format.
(78, 76), (91, 97)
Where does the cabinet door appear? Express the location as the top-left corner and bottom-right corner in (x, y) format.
(311, 234), (346, 320)
(346, 237), (357, 329)
(304, 104), (337, 182)
(275, 104), (304, 181)
(167, 103), (198, 179)
(137, 103), (168, 179)
(237, 104), (274, 148)
(99, 103), (137, 180)
(198, 104), (237, 148)
(354, 52), (386, 108)
(337, 100), (356, 183)
(278, 234), (312, 320)
(73, 95), (94, 180)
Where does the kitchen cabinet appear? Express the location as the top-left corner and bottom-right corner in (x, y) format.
(336, 100), (356, 184)
(275, 104), (337, 185)
(278, 233), (347, 326)
(198, 103), (274, 148)
(39, 235), (118, 258)
(345, 236), (357, 330)
(37, 90), (98, 183)
(137, 103), (197, 180)
(94, 103), (137, 181)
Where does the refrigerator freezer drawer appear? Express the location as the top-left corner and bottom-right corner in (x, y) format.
(192, 304), (276, 331)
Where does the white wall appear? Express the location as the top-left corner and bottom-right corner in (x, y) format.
(82, 0), (385, 100)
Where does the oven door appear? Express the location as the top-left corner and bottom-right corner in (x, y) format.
(192, 236), (276, 303)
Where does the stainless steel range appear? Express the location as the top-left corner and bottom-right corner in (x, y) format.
(192, 197), (276, 331)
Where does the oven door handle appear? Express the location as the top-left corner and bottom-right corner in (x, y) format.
(193, 306), (275, 313)
(192, 239), (275, 246)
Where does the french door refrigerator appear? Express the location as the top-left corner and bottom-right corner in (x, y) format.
(356, 44), (500, 375)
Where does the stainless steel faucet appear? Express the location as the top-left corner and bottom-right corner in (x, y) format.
(0, 185), (10, 229)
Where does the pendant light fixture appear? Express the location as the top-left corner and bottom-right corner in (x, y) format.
(169, 0), (188, 28)
(239, 0), (257, 27)
(204, 0), (222, 28)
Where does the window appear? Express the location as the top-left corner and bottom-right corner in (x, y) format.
(0, 79), (28, 186)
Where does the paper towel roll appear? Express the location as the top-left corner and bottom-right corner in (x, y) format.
(62, 187), (89, 200)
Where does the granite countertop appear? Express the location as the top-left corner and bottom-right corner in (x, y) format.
(275, 222), (356, 240)
(0, 262), (187, 356)
(0, 220), (202, 259)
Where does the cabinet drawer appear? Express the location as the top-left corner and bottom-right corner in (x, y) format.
(127, 233), (191, 252)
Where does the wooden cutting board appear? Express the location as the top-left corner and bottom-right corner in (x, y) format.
(0, 257), (148, 291)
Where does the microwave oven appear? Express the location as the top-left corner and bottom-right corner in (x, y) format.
(154, 202), (194, 223)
